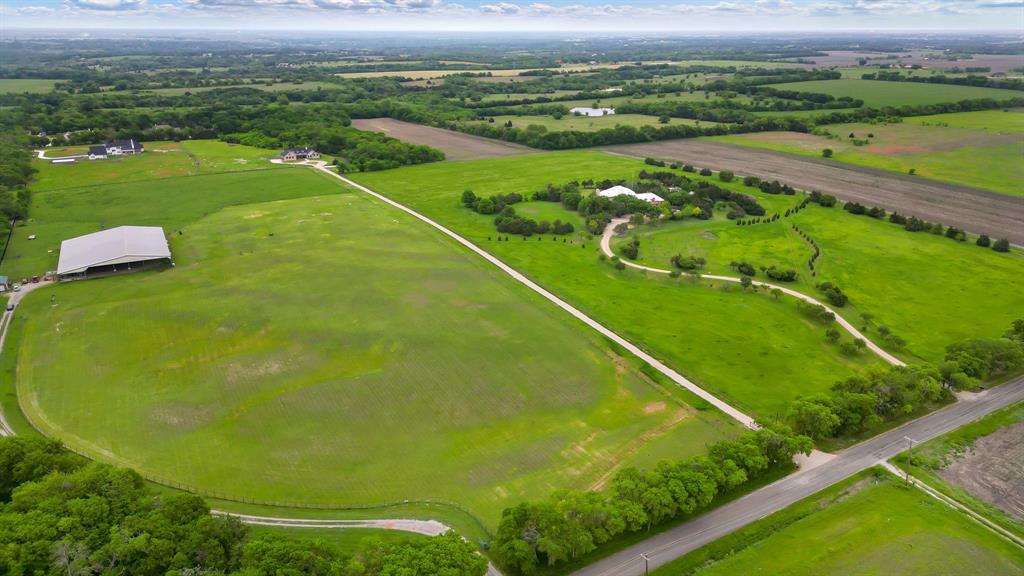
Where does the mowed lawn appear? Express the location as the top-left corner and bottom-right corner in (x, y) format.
(614, 198), (1024, 363)
(653, 471), (1024, 576)
(16, 180), (735, 525)
(31, 140), (281, 192)
(708, 111), (1024, 196)
(352, 151), (874, 417)
(766, 78), (1024, 107)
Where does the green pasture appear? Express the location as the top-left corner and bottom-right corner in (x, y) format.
(480, 90), (579, 102)
(708, 114), (1024, 196)
(31, 139), (280, 192)
(472, 114), (714, 132)
(614, 195), (1024, 363)
(0, 79), (59, 94)
(752, 108), (859, 119)
(904, 108), (1024, 133)
(767, 78), (1023, 108)
(352, 151), (874, 416)
(247, 526), (428, 557)
(548, 91), (752, 110)
(652, 470), (1024, 576)
(15, 177), (734, 526)
(3, 161), (323, 280)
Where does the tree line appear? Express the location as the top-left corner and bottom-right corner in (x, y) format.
(0, 436), (488, 576)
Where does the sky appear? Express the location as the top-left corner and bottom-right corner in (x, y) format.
(1, 0), (1023, 31)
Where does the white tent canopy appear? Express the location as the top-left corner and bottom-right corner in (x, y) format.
(57, 226), (171, 276)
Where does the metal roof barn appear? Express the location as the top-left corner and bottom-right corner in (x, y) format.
(56, 226), (171, 277)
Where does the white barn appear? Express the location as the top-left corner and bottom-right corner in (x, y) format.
(57, 226), (171, 280)
(596, 185), (664, 205)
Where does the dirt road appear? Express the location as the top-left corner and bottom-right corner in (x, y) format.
(352, 118), (533, 160)
(600, 217), (904, 366)
(605, 140), (1024, 245)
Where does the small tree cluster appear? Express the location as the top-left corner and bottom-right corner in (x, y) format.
(620, 237), (640, 260)
(764, 266), (798, 282)
(671, 254), (706, 270)
(816, 281), (848, 307)
(808, 190), (837, 207)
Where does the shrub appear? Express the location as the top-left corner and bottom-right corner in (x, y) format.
(817, 281), (848, 307)
(718, 170), (734, 182)
(699, 168), (713, 176)
(993, 238), (1010, 252)
(821, 148), (833, 158)
(765, 267), (798, 282)
(733, 261), (756, 276)
(671, 254), (706, 270)
(976, 234), (991, 247)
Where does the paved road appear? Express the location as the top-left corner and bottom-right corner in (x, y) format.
(573, 376), (1024, 576)
(605, 140), (1024, 245)
(600, 217), (904, 366)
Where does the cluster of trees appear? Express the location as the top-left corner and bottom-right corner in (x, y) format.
(838, 208), (1016, 253)
(792, 224), (822, 275)
(786, 365), (949, 439)
(494, 425), (812, 573)
(863, 71), (1024, 92)
(0, 436), (487, 576)
(808, 190), (837, 207)
(462, 189), (575, 237)
(637, 170), (766, 219)
(462, 190), (524, 215)
(0, 131), (35, 223)
(939, 320), (1024, 390)
(530, 181), (583, 210)
(671, 254), (706, 270)
(764, 266), (799, 282)
(816, 281), (849, 307)
(620, 237), (641, 260)
(843, 202), (886, 219)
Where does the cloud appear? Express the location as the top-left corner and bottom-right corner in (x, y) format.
(976, 0), (1024, 6)
(480, 2), (521, 14)
(16, 5), (57, 13)
(66, 0), (144, 10)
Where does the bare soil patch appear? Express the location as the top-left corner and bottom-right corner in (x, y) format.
(939, 421), (1024, 520)
(352, 118), (532, 161)
(605, 140), (1024, 244)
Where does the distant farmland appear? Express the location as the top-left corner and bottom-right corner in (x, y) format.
(767, 78), (1024, 107)
(0, 78), (58, 94)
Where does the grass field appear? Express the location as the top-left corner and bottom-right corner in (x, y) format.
(0, 79), (59, 93)
(14, 164), (735, 526)
(471, 114), (714, 132)
(652, 469), (1024, 576)
(247, 526), (428, 557)
(611, 194), (1024, 363)
(707, 111), (1024, 196)
(352, 151), (874, 416)
(767, 78), (1024, 107)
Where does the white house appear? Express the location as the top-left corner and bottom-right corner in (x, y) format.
(104, 139), (144, 156)
(280, 147), (321, 161)
(597, 185), (664, 205)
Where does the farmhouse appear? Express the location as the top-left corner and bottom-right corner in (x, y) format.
(280, 147), (321, 161)
(88, 145), (107, 160)
(105, 139), (144, 156)
(56, 226), (171, 280)
(596, 185), (664, 204)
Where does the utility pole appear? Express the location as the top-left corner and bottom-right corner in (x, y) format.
(641, 552), (650, 576)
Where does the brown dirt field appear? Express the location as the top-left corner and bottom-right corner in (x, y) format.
(351, 118), (533, 161)
(939, 421), (1024, 520)
(605, 140), (1024, 244)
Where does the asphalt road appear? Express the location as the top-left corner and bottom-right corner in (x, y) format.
(573, 375), (1024, 576)
(605, 140), (1024, 245)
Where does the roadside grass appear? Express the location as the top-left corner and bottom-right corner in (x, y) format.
(766, 78), (1024, 107)
(469, 114), (714, 132)
(706, 113), (1024, 196)
(15, 186), (734, 527)
(0, 79), (59, 94)
(351, 150), (873, 417)
(891, 400), (1024, 538)
(2, 165), (334, 280)
(613, 196), (1024, 364)
(651, 468), (1024, 576)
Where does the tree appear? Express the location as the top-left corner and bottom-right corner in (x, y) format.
(976, 234), (991, 247)
(658, 115), (670, 124)
(476, 197), (495, 214)
(992, 238), (1010, 252)
(718, 170), (734, 182)
(788, 399), (840, 439)
(825, 328), (840, 343)
(461, 189), (477, 208)
(740, 276), (752, 290)
(821, 148), (833, 158)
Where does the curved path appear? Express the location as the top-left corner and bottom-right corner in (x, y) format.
(600, 217), (904, 366)
(292, 160), (757, 428)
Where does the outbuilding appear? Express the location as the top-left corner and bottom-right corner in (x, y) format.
(56, 226), (171, 281)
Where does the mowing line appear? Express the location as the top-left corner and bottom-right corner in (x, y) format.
(285, 160), (756, 428)
(600, 216), (905, 366)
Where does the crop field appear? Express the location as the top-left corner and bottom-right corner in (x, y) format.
(612, 193), (1024, 363)
(652, 470), (1024, 576)
(15, 174), (735, 525)
(0, 78), (59, 93)
(767, 78), (1023, 107)
(470, 114), (715, 132)
(352, 150), (875, 416)
(707, 112), (1024, 196)
(351, 118), (531, 159)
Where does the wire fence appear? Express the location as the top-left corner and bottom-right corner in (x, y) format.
(12, 397), (494, 539)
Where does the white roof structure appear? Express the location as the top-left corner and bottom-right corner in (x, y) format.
(597, 185), (637, 198)
(636, 192), (665, 204)
(57, 226), (170, 276)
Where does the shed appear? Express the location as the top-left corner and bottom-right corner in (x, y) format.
(56, 226), (171, 280)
